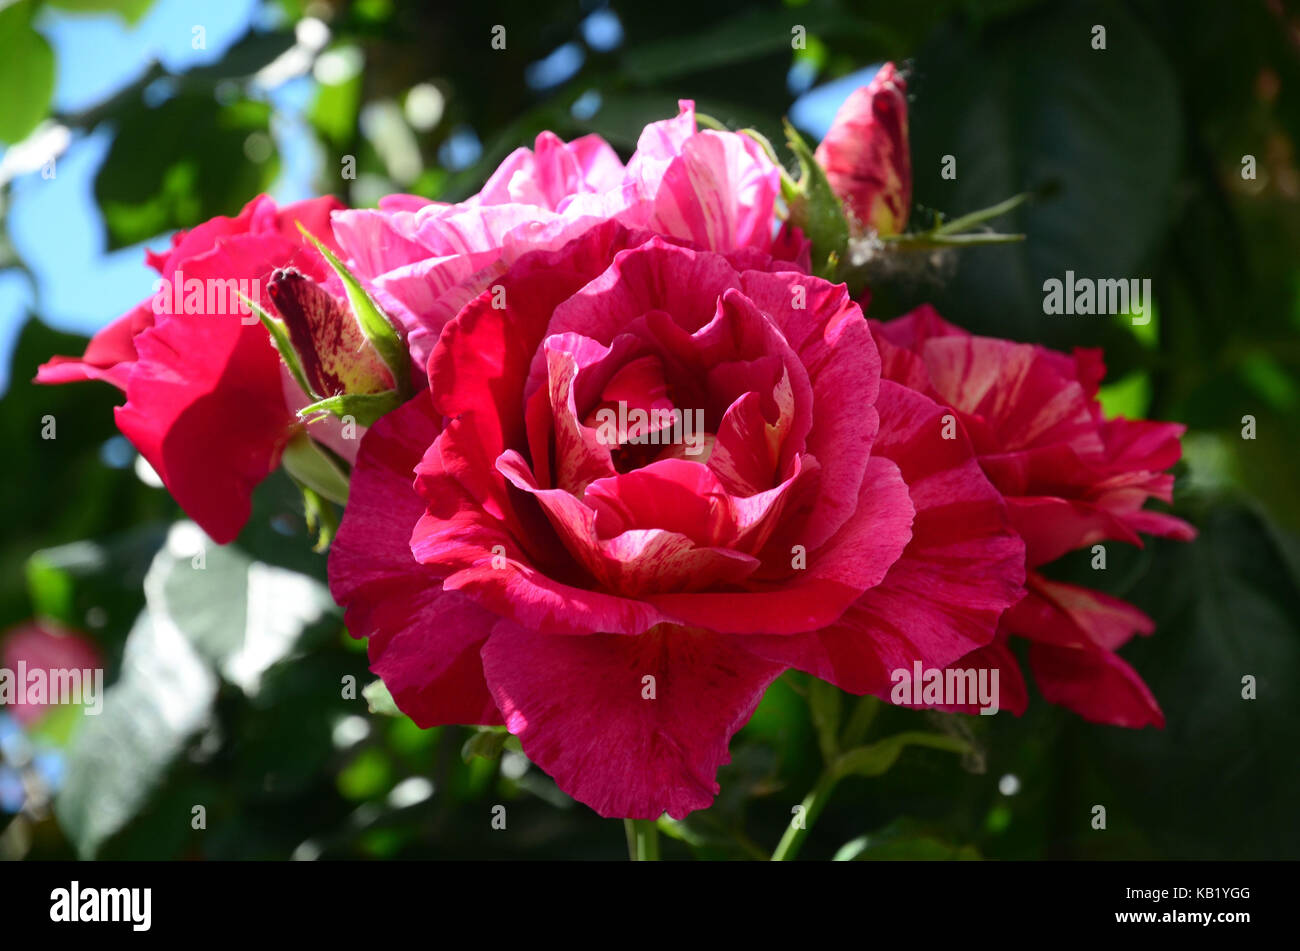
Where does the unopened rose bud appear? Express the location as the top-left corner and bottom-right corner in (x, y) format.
(814, 62), (911, 236)
(268, 268), (395, 397)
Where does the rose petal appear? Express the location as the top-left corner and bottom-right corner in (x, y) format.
(481, 620), (783, 819)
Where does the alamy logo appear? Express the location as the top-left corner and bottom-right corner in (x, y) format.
(50, 881), (151, 932)
(890, 662), (1000, 715)
(593, 401), (707, 456)
(151, 268), (261, 323)
(0, 663), (103, 715)
(1042, 271), (1152, 326)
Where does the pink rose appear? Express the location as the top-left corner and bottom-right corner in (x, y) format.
(329, 102), (804, 370)
(815, 62), (911, 236)
(36, 194), (384, 544)
(329, 221), (1025, 819)
(873, 305), (1195, 727)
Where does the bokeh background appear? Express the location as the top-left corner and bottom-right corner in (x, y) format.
(1, 0), (1297, 860)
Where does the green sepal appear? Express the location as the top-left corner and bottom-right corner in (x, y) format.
(782, 119), (849, 282)
(876, 191), (1034, 249)
(461, 727), (510, 763)
(299, 483), (338, 553)
(281, 431), (350, 506)
(362, 679), (402, 717)
(298, 390), (401, 428)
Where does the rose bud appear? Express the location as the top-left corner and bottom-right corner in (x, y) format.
(814, 62), (911, 236)
(267, 267), (396, 398)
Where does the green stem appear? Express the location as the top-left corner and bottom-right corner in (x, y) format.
(839, 695), (879, 750)
(771, 768), (841, 862)
(625, 819), (660, 861)
(692, 111), (729, 132)
(878, 232), (1025, 249)
(932, 190), (1033, 235)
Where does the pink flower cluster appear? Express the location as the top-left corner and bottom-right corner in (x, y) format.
(40, 71), (1192, 818)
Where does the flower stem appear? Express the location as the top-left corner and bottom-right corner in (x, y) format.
(877, 232), (1025, 249)
(770, 768), (841, 862)
(873, 190), (1034, 252)
(625, 818), (660, 861)
(931, 190), (1033, 235)
(839, 695), (879, 750)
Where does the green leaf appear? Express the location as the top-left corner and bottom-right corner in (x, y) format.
(55, 612), (218, 859)
(96, 95), (277, 248)
(337, 747), (392, 800)
(46, 0), (156, 22)
(656, 815), (710, 847)
(362, 678), (402, 717)
(25, 550), (76, 625)
(22, 528), (165, 652)
(0, 1), (55, 144)
(1065, 505), (1300, 858)
(179, 30), (296, 84)
(621, 9), (897, 84)
(901, 0), (1180, 351)
(280, 431), (351, 506)
(309, 55), (363, 147)
(461, 727), (509, 763)
(300, 485), (338, 554)
(806, 678), (843, 762)
(298, 390), (401, 429)
(0, 319), (178, 619)
(1098, 371), (1153, 420)
(142, 520), (339, 690)
(296, 225), (411, 398)
(783, 120), (849, 281)
(834, 731), (971, 779)
(834, 820), (981, 861)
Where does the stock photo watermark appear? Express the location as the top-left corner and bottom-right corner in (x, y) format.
(0, 664), (104, 716)
(890, 662), (1000, 715)
(592, 401), (708, 457)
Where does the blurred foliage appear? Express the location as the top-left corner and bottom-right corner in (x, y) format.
(1, 0), (1298, 860)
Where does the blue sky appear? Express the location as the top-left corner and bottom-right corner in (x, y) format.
(0, 0), (867, 392)
(0, 0), (281, 390)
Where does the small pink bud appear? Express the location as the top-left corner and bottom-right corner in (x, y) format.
(1, 622), (102, 726)
(814, 62), (911, 236)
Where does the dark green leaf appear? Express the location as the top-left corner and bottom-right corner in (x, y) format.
(142, 520), (338, 685)
(95, 95), (277, 248)
(835, 731), (970, 779)
(0, 1), (55, 144)
(55, 613), (217, 858)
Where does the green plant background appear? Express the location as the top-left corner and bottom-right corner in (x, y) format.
(1, 0), (1297, 860)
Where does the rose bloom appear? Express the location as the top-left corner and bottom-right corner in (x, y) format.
(872, 305), (1195, 727)
(35, 194), (369, 544)
(330, 100), (806, 370)
(329, 220), (1026, 819)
